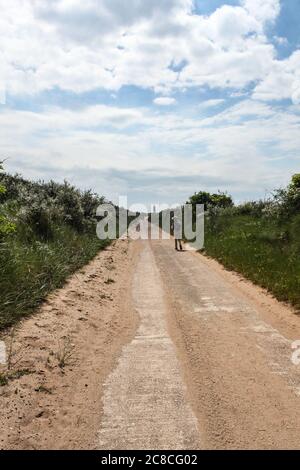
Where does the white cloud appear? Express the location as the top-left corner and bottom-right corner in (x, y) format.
(153, 97), (177, 106)
(1, 98), (299, 204)
(35, 0), (193, 42)
(0, 0), (292, 98)
(273, 35), (288, 46)
(0, 0), (299, 204)
(200, 99), (225, 108)
(253, 51), (300, 103)
(291, 80), (300, 105)
(243, 0), (280, 23)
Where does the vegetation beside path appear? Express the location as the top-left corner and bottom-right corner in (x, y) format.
(0, 165), (110, 330)
(188, 175), (300, 309)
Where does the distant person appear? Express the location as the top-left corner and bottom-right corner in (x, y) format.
(171, 213), (183, 251)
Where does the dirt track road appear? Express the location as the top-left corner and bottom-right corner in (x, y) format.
(98, 238), (300, 450)
(2, 237), (300, 449)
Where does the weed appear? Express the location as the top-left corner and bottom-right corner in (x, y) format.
(35, 385), (52, 394)
(0, 367), (33, 386)
(204, 214), (300, 308)
(0, 170), (111, 331)
(8, 368), (33, 380)
(106, 264), (116, 271)
(0, 372), (8, 386)
(56, 337), (75, 369)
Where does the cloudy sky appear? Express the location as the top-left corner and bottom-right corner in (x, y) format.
(0, 0), (299, 207)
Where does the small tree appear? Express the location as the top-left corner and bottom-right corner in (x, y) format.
(0, 162), (16, 238)
(210, 192), (233, 209)
(287, 174), (300, 214)
(0, 161), (5, 195)
(188, 191), (213, 211)
(188, 190), (233, 211)
(289, 174), (300, 191)
(275, 174), (300, 218)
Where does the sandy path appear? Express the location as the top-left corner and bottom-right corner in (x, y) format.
(0, 239), (139, 450)
(151, 238), (300, 449)
(2, 235), (300, 449)
(98, 243), (201, 450)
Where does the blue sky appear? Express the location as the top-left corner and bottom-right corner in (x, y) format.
(0, 0), (299, 208)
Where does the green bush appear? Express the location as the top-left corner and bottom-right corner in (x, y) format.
(0, 216), (16, 237)
(19, 202), (54, 241)
(199, 175), (300, 309)
(0, 169), (111, 330)
(0, 163), (16, 239)
(0, 173), (103, 233)
(188, 190), (233, 211)
(273, 173), (300, 219)
(0, 228), (109, 329)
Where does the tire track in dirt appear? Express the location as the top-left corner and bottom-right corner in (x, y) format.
(0, 239), (138, 450)
(98, 242), (202, 450)
(152, 238), (300, 449)
(3, 235), (300, 450)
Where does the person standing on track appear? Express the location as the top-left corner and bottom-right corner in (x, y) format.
(171, 212), (183, 251)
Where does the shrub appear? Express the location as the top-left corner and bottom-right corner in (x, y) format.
(18, 201), (54, 241)
(0, 173), (103, 235)
(188, 190), (233, 211)
(0, 163), (16, 239)
(55, 182), (85, 231)
(234, 200), (268, 217)
(0, 169), (110, 330)
(273, 174), (300, 219)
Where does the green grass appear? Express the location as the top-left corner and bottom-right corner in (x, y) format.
(203, 214), (300, 309)
(0, 171), (116, 331)
(0, 225), (110, 330)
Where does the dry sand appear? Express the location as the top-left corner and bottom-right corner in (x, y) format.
(1, 237), (300, 449)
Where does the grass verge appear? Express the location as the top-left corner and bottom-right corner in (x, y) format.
(203, 214), (300, 309)
(0, 226), (110, 330)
